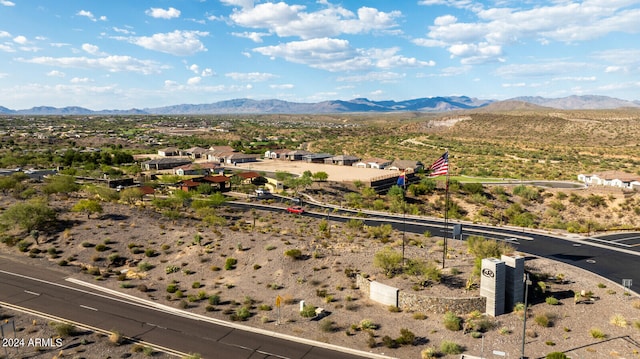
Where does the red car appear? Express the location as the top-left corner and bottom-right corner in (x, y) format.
(286, 206), (304, 214)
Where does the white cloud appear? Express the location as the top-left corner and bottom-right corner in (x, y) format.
(126, 30), (208, 56)
(70, 77), (91, 83)
(494, 61), (592, 78)
(19, 55), (168, 75)
(221, 0), (254, 9)
(146, 7), (181, 19)
(270, 84), (294, 89)
(77, 10), (97, 22)
(189, 64), (199, 74)
(82, 43), (102, 56)
(337, 71), (406, 82)
(231, 32), (270, 43)
(254, 38), (434, 72)
(113, 27), (135, 35)
(0, 31), (10, 38)
(0, 44), (16, 53)
(13, 35), (27, 44)
(46, 70), (65, 77)
(225, 72), (277, 82)
(201, 68), (214, 77)
(187, 76), (201, 85)
(0, 0), (16, 6)
(230, 2), (401, 40)
(416, 2), (640, 65)
(605, 66), (626, 73)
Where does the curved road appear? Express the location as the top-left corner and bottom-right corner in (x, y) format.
(241, 198), (640, 293)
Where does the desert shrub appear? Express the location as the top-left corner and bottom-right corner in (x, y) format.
(589, 327), (606, 339)
(17, 240), (32, 252)
(610, 314), (627, 327)
(108, 330), (123, 345)
(192, 281), (201, 289)
(421, 347), (437, 359)
(545, 296), (559, 305)
(138, 261), (154, 271)
(535, 313), (551, 327)
(413, 312), (427, 320)
(319, 318), (336, 332)
(367, 224), (393, 241)
(230, 306), (251, 321)
(546, 352), (568, 359)
(359, 319), (377, 330)
(166, 283), (179, 293)
(373, 247), (403, 277)
(95, 243), (107, 252)
(224, 257), (237, 270)
(165, 265), (180, 274)
(443, 311), (462, 331)
(300, 305), (317, 318)
(382, 335), (398, 348)
(50, 322), (76, 338)
(439, 340), (463, 355)
(396, 328), (416, 346)
(284, 249), (303, 260)
(208, 295), (221, 305)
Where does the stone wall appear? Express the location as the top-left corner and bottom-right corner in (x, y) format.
(356, 274), (486, 315)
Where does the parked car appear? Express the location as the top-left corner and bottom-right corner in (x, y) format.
(286, 206), (304, 214)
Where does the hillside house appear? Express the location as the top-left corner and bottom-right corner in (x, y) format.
(158, 147), (179, 157)
(578, 171), (640, 190)
(324, 155), (360, 166)
(387, 160), (424, 173)
(174, 162), (218, 176)
(354, 157), (392, 169)
(303, 153), (333, 164)
(285, 150), (314, 161)
(264, 149), (291, 160)
(141, 158), (192, 171)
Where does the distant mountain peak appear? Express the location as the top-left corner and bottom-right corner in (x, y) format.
(1, 95), (638, 115)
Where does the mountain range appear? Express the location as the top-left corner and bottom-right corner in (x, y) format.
(1, 95), (639, 115)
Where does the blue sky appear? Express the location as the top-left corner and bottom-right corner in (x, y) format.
(1, 0), (639, 110)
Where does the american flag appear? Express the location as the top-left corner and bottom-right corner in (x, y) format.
(428, 151), (449, 177)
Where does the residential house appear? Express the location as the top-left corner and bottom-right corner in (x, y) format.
(264, 149), (291, 160)
(223, 153), (259, 165)
(174, 162), (218, 176)
(158, 147), (179, 157)
(141, 158), (192, 171)
(285, 150), (314, 161)
(205, 145), (236, 162)
(303, 153), (333, 163)
(387, 160), (424, 173)
(324, 155), (361, 166)
(235, 171), (262, 184)
(201, 175), (231, 191)
(181, 147), (208, 159)
(578, 171), (640, 190)
(354, 157), (392, 169)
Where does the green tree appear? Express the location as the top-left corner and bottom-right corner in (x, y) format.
(42, 175), (79, 195)
(312, 171), (328, 181)
(119, 187), (144, 204)
(1, 198), (57, 233)
(374, 247), (403, 277)
(71, 199), (103, 219)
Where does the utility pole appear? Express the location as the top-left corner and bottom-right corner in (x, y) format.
(521, 273), (531, 359)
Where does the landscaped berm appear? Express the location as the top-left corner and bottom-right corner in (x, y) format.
(0, 180), (639, 359)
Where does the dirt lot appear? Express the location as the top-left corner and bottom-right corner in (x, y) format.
(1, 192), (640, 359)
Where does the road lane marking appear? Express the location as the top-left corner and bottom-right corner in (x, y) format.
(24, 290), (40, 296)
(80, 305), (98, 311)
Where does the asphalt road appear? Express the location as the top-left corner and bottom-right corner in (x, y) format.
(0, 259), (386, 359)
(240, 199), (640, 293)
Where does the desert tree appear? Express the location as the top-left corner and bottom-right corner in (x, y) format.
(0, 198), (57, 234)
(72, 199), (103, 219)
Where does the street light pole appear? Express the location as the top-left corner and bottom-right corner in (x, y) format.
(521, 273), (531, 359)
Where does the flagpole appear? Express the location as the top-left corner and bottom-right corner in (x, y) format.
(401, 172), (406, 269)
(442, 151), (450, 269)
